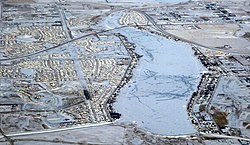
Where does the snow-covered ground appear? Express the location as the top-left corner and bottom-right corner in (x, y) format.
(113, 27), (205, 135)
(107, 0), (187, 4)
(58, 0), (188, 4)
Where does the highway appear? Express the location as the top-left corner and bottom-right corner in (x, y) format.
(1, 7), (250, 144)
(0, 25), (128, 62)
(130, 9), (250, 142)
(0, 122), (112, 140)
(58, 0), (73, 40)
(0, 2), (2, 21)
(201, 132), (250, 142)
(132, 9), (250, 55)
(132, 9), (211, 48)
(2, 122), (250, 143)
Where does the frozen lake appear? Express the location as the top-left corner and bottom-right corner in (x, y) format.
(114, 27), (204, 135)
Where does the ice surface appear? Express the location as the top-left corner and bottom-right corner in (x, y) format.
(114, 27), (204, 135)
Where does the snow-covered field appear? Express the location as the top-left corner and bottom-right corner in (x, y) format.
(107, 0), (187, 4)
(56, 0), (187, 4)
(113, 27), (205, 135)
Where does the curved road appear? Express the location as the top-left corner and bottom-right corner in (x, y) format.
(1, 8), (250, 143)
(132, 9), (250, 55)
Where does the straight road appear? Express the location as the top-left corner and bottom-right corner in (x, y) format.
(0, 26), (128, 62)
(201, 132), (250, 142)
(0, 122), (112, 139)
